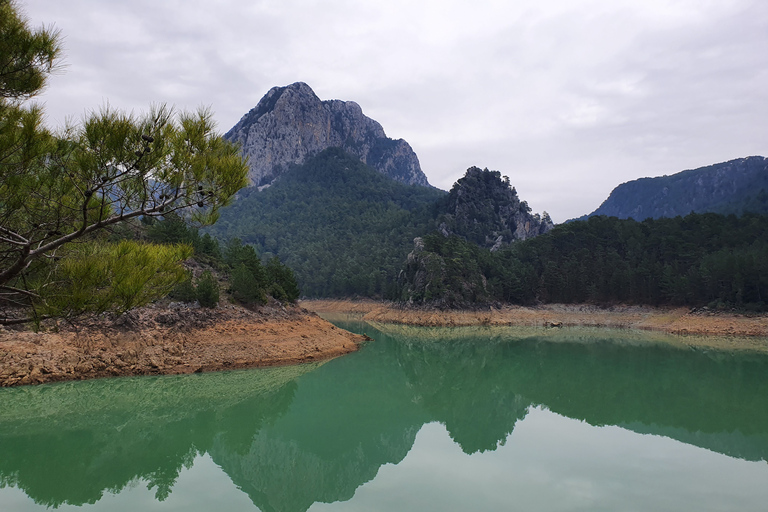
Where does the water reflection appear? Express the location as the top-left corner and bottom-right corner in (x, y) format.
(0, 365), (308, 507)
(0, 321), (767, 510)
(383, 325), (768, 461)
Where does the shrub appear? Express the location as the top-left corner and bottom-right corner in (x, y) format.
(229, 264), (267, 305)
(169, 276), (197, 302)
(265, 257), (300, 302)
(196, 271), (219, 308)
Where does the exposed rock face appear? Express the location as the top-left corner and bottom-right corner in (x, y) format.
(225, 82), (430, 187)
(581, 156), (768, 220)
(438, 166), (553, 250)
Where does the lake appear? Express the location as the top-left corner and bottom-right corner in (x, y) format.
(1, 318), (767, 511)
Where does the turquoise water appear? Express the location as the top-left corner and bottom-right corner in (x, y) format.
(1, 319), (767, 511)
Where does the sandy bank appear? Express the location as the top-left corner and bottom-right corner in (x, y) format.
(0, 302), (365, 387)
(301, 300), (768, 350)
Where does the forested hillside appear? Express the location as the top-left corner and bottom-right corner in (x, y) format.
(399, 213), (768, 310)
(206, 150), (558, 298)
(580, 156), (768, 220)
(207, 148), (445, 297)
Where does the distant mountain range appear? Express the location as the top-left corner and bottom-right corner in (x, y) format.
(225, 82), (429, 187)
(578, 156), (768, 221)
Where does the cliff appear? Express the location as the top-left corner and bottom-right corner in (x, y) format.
(225, 82), (430, 187)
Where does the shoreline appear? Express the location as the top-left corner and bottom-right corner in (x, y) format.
(301, 299), (768, 351)
(4, 298), (766, 387)
(0, 302), (365, 387)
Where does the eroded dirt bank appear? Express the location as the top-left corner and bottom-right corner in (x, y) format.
(302, 300), (768, 346)
(0, 303), (365, 387)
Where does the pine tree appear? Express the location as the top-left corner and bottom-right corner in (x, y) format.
(0, 1), (248, 324)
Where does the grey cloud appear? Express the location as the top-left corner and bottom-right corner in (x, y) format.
(21, 0), (768, 222)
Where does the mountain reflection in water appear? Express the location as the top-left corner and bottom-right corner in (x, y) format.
(0, 320), (767, 511)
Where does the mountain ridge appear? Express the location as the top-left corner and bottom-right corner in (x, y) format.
(578, 156), (768, 221)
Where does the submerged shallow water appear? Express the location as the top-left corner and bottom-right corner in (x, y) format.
(1, 319), (767, 511)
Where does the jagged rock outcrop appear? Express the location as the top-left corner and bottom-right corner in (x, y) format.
(225, 82), (430, 187)
(438, 166), (553, 250)
(580, 156), (768, 220)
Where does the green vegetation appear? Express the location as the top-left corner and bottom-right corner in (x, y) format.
(195, 271), (220, 308)
(207, 155), (562, 299)
(265, 256), (300, 302)
(145, 213), (223, 265)
(209, 147), (763, 310)
(39, 240), (193, 318)
(207, 147), (446, 297)
(399, 213), (768, 310)
(0, 1), (249, 324)
(145, 216), (301, 306)
(223, 237), (267, 304)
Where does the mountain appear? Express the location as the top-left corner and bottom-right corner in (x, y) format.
(206, 148), (445, 297)
(225, 82), (429, 187)
(580, 156), (768, 220)
(207, 150), (554, 299)
(216, 87), (553, 299)
(437, 166), (553, 250)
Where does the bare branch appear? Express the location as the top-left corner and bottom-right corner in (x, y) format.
(0, 285), (40, 299)
(0, 315), (51, 326)
(0, 226), (29, 244)
(0, 235), (28, 246)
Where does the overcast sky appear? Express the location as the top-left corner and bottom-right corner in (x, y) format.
(20, 0), (768, 222)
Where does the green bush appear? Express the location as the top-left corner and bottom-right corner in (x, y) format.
(169, 275), (197, 302)
(195, 271), (219, 308)
(266, 257), (300, 302)
(229, 263), (267, 305)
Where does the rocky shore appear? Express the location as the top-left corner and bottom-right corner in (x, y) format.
(0, 302), (365, 387)
(301, 300), (768, 351)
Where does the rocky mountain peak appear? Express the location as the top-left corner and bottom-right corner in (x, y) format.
(225, 82), (430, 187)
(438, 166), (553, 250)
